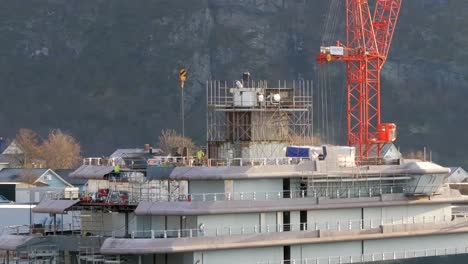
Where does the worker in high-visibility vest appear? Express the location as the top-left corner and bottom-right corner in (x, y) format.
(196, 149), (205, 165)
(114, 165), (120, 178)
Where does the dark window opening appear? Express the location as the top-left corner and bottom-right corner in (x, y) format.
(300, 211), (307, 230)
(284, 245), (291, 264)
(299, 181), (307, 197)
(0, 185), (15, 202)
(361, 208), (364, 229)
(283, 211), (291, 232)
(283, 178), (290, 198)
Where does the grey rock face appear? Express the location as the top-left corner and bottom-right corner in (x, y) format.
(0, 0), (466, 167)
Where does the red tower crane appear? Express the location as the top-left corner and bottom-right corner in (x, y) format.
(317, 0), (402, 159)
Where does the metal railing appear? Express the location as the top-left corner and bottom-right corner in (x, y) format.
(6, 214), (466, 241)
(1, 225), (31, 236)
(83, 156), (192, 167)
(0, 246), (61, 264)
(1, 224), (78, 236)
(40, 183), (440, 205)
(134, 184), (436, 202)
(40, 190), (80, 200)
(82, 156), (309, 168)
(122, 214), (464, 239)
(257, 245), (468, 264)
(206, 157), (307, 167)
(82, 155), (401, 169)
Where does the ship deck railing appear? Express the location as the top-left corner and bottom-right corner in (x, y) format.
(174, 184), (436, 202)
(1, 224), (79, 236)
(40, 184), (440, 205)
(81, 154), (405, 169)
(136, 184), (426, 202)
(5, 214), (468, 244)
(256, 245), (468, 264)
(122, 214), (466, 239)
(82, 156), (310, 168)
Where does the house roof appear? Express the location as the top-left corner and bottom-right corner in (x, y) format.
(2, 140), (23, 155)
(110, 148), (162, 158)
(0, 168), (48, 183)
(0, 154), (24, 167)
(381, 143), (402, 159)
(111, 148), (146, 158)
(381, 143), (392, 154)
(0, 168), (73, 187)
(70, 165), (115, 179)
(0, 154), (10, 164)
(54, 169), (87, 186)
(446, 167), (468, 183)
(0, 154), (23, 167)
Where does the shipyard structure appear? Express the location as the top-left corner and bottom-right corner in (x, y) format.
(1, 78), (468, 264)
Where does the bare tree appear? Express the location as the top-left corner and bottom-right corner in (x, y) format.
(41, 129), (82, 169)
(14, 128), (82, 169)
(14, 129), (42, 167)
(158, 129), (197, 156)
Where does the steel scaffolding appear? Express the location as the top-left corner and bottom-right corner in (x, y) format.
(206, 80), (314, 159)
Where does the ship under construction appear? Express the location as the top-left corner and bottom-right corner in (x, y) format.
(1, 72), (467, 263)
(2, 0), (468, 263)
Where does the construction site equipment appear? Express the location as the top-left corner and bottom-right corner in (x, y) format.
(206, 79), (313, 159)
(317, 0), (402, 159)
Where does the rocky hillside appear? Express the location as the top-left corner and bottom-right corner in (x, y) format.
(0, 0), (467, 167)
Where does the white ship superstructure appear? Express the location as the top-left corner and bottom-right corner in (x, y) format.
(1, 79), (468, 264)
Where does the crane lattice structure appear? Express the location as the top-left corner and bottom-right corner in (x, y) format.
(317, 0), (402, 159)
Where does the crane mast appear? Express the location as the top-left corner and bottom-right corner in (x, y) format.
(317, 0), (402, 160)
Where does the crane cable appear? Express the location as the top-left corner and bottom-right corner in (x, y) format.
(328, 0), (345, 145)
(321, 0), (342, 45)
(316, 0), (344, 144)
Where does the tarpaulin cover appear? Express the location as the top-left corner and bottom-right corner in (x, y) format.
(286, 147), (309, 158)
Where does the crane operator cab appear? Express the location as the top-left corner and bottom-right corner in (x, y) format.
(378, 123), (397, 142)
